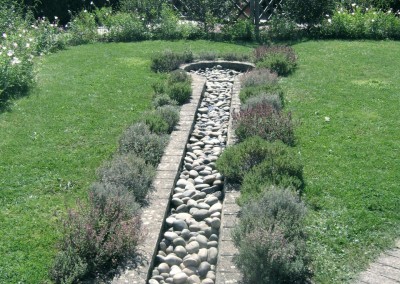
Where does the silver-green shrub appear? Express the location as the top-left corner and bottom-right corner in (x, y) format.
(119, 122), (168, 166)
(233, 188), (311, 284)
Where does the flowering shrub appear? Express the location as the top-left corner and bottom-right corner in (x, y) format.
(151, 50), (194, 73)
(241, 92), (284, 111)
(320, 5), (400, 39)
(68, 9), (99, 45)
(30, 17), (67, 54)
(119, 122), (169, 166)
(97, 153), (156, 205)
(216, 136), (287, 184)
(241, 68), (279, 88)
(50, 186), (142, 283)
(254, 45), (297, 76)
(233, 101), (295, 146)
(0, 30), (35, 106)
(105, 12), (149, 42)
(233, 188), (311, 284)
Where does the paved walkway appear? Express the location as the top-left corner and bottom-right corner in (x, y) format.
(355, 240), (400, 284)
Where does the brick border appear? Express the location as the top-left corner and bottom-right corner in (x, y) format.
(215, 75), (243, 284)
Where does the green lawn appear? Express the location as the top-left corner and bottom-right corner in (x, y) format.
(0, 40), (252, 283)
(281, 40), (400, 283)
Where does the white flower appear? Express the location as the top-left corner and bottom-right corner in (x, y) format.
(18, 34), (22, 37)
(29, 38), (33, 42)
(84, 9), (87, 13)
(2, 46), (6, 50)
(7, 50), (14, 57)
(13, 42), (18, 48)
(372, 19), (375, 22)
(26, 43), (30, 48)
(2, 33), (6, 38)
(90, 1), (94, 5)
(366, 8), (369, 11)
(11, 57), (21, 65)
(54, 16), (58, 20)
(351, 12), (355, 15)
(328, 18), (332, 23)
(0, 51), (2, 56)
(352, 3), (356, 7)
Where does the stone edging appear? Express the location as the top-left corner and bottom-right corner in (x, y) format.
(181, 61), (255, 73)
(215, 75), (243, 284)
(112, 74), (206, 284)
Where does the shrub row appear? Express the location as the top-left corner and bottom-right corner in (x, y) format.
(319, 6), (400, 40)
(232, 188), (312, 283)
(50, 61), (188, 283)
(216, 49), (312, 283)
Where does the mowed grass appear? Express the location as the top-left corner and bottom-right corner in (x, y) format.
(0, 40), (252, 283)
(281, 40), (400, 283)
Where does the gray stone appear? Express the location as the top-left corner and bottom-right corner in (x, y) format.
(203, 175), (216, 185)
(206, 271), (216, 281)
(207, 247), (218, 265)
(149, 279), (159, 284)
(197, 202), (210, 210)
(209, 234), (218, 242)
(189, 170), (199, 178)
(164, 254), (182, 266)
(201, 278), (214, 284)
(186, 241), (200, 254)
(169, 265), (182, 277)
(192, 192), (207, 200)
(175, 213), (191, 220)
(176, 179), (189, 188)
(172, 237), (186, 247)
(158, 263), (170, 274)
(174, 245), (187, 258)
(183, 256), (200, 268)
(195, 184), (210, 190)
(204, 196), (219, 206)
(173, 272), (188, 284)
(207, 241), (218, 248)
(182, 266), (197, 277)
(210, 218), (221, 229)
(196, 234), (208, 249)
(198, 248), (208, 262)
(171, 198), (184, 207)
(181, 229), (191, 239)
(164, 232), (179, 242)
(173, 219), (188, 231)
(176, 204), (188, 213)
(193, 209), (209, 221)
(198, 261), (211, 277)
(208, 202), (222, 215)
(188, 274), (201, 284)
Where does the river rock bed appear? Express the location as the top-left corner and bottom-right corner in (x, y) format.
(148, 66), (240, 284)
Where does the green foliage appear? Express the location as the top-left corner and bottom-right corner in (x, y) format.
(167, 69), (191, 85)
(339, 0), (400, 11)
(241, 92), (284, 112)
(119, 0), (167, 23)
(233, 188), (311, 284)
(97, 153), (155, 204)
(254, 46), (297, 76)
(282, 0), (335, 25)
(221, 19), (254, 42)
(216, 136), (286, 184)
(152, 4), (181, 40)
(105, 12), (148, 42)
(239, 85), (283, 104)
(260, 15), (301, 41)
(152, 93), (178, 108)
(319, 6), (400, 40)
(119, 122), (168, 166)
(181, 0), (233, 32)
(233, 102), (295, 145)
(240, 152), (305, 204)
(142, 112), (169, 134)
(241, 68), (279, 88)
(30, 17), (67, 54)
(0, 15), (35, 107)
(49, 188), (142, 283)
(151, 50), (193, 72)
(166, 81), (192, 105)
(156, 105), (180, 133)
(68, 10), (98, 45)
